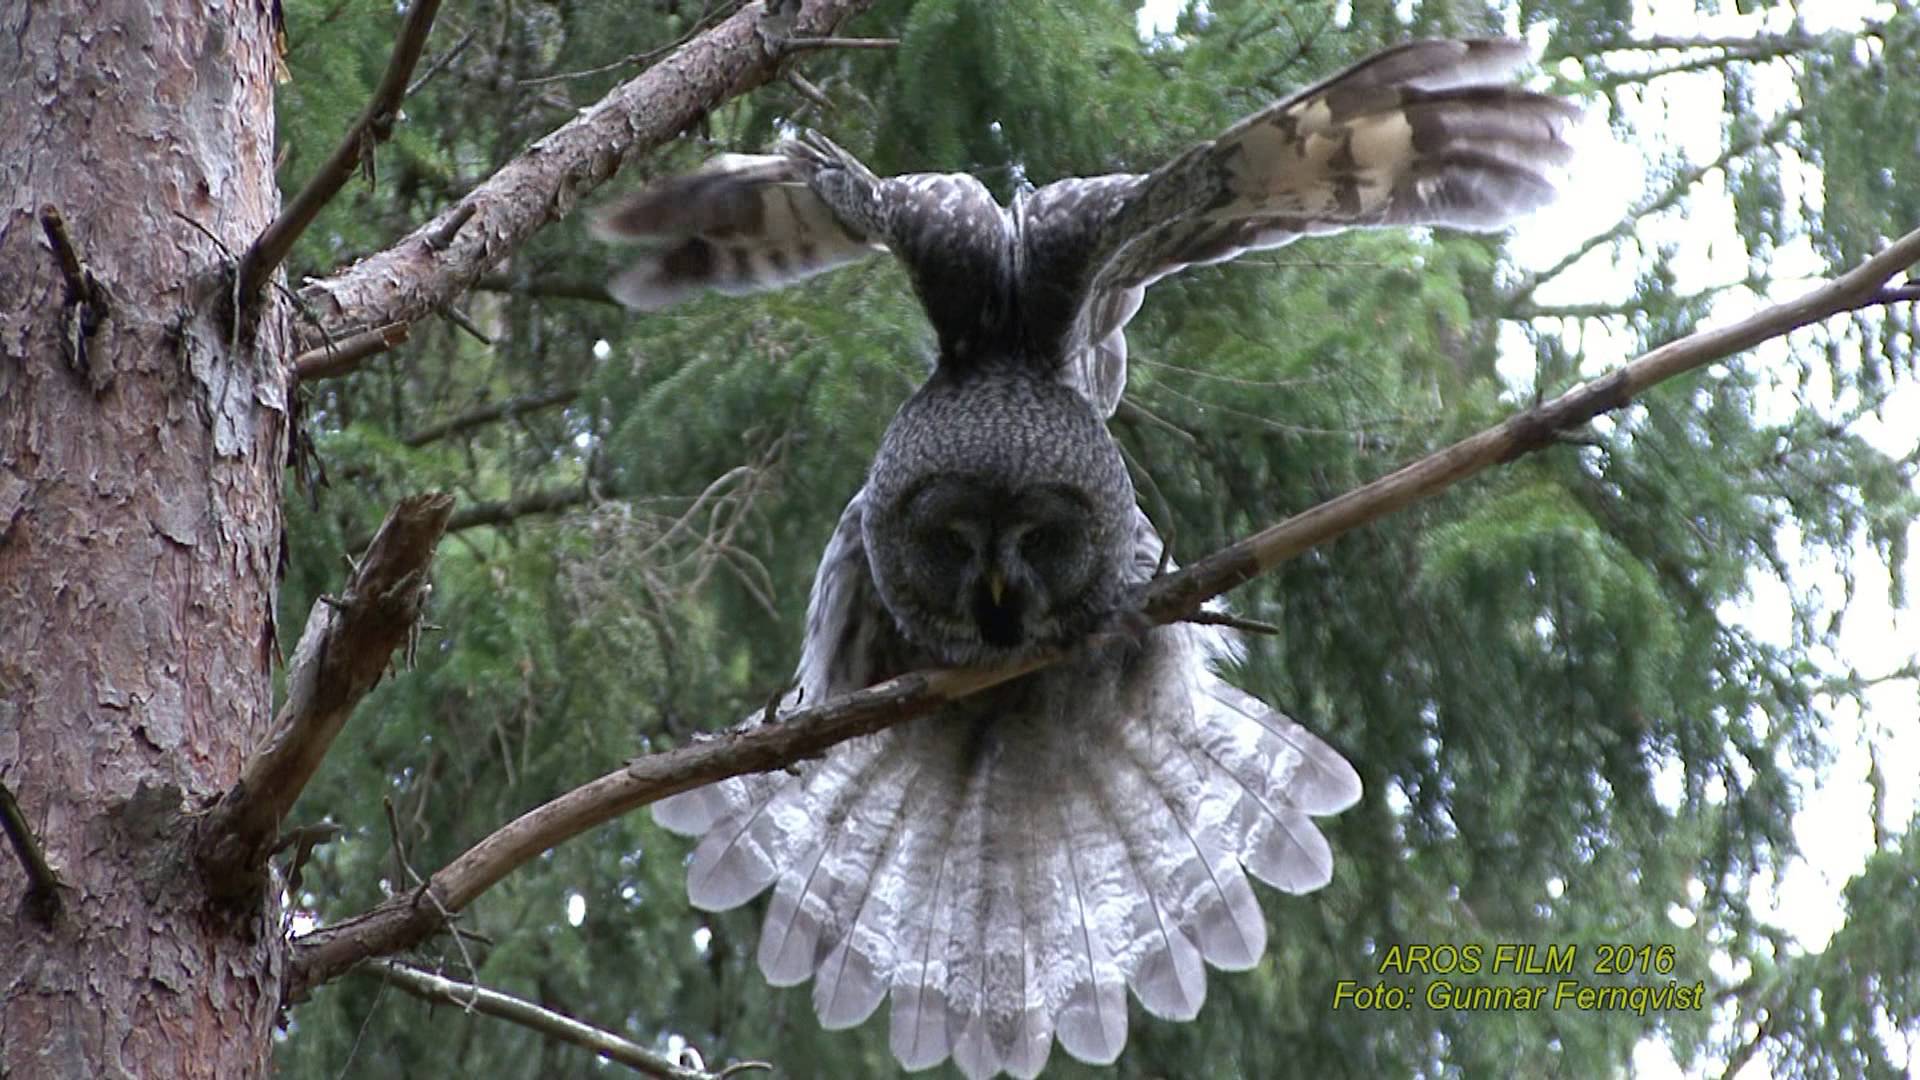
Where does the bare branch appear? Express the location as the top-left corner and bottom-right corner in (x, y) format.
(293, 321), (411, 383)
(470, 273), (617, 305)
(778, 35), (900, 52)
(0, 780), (63, 924)
(1553, 31), (1826, 58)
(366, 961), (739, 1079)
(1590, 51), (1780, 91)
(406, 28), (476, 98)
(285, 224), (1920, 999)
(344, 483), (597, 553)
(403, 385), (581, 447)
(198, 493), (456, 900)
(295, 0), (879, 351)
(1150, 224), (1920, 618)
(238, 0), (446, 300)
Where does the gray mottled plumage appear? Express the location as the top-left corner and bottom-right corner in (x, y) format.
(600, 38), (1574, 1078)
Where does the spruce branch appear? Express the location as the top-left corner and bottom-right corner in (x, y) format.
(285, 223), (1920, 1001)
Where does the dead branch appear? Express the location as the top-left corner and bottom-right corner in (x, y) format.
(778, 35), (900, 52)
(198, 494), (456, 901)
(470, 273), (618, 305)
(0, 779), (63, 924)
(292, 321), (411, 383)
(294, 0), (880, 351)
(238, 0), (446, 301)
(344, 482), (598, 553)
(284, 224), (1920, 1000)
(366, 960), (740, 1079)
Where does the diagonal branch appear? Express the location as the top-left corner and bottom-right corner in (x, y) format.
(199, 493), (456, 900)
(285, 223), (1920, 1000)
(294, 0), (878, 351)
(238, 0), (446, 301)
(366, 960), (751, 1079)
(343, 481), (601, 553)
(402, 385), (582, 447)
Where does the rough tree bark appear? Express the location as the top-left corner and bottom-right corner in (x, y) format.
(0, 1), (291, 1074)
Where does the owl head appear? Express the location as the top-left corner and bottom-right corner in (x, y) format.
(862, 370), (1136, 666)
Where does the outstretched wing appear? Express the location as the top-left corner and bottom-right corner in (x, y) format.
(593, 137), (1012, 345)
(590, 153), (882, 310)
(1022, 37), (1580, 415)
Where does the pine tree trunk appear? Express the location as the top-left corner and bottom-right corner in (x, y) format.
(1, 1), (290, 1073)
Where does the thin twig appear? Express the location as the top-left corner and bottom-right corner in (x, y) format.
(1182, 610), (1282, 636)
(406, 28), (475, 97)
(402, 384), (581, 447)
(366, 961), (731, 1079)
(436, 303), (493, 344)
(778, 35), (900, 53)
(785, 70), (834, 112)
(238, 0), (446, 299)
(0, 780), (63, 924)
(385, 797), (481, 990)
(286, 222), (1920, 1002)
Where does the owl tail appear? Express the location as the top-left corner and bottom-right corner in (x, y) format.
(653, 626), (1361, 1079)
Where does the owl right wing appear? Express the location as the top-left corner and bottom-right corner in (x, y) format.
(592, 140), (1009, 322)
(1021, 37), (1580, 416)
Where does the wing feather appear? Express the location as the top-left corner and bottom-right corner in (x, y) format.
(593, 154), (882, 310)
(1022, 37), (1576, 414)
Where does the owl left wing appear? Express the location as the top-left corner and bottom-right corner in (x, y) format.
(1024, 38), (1580, 416)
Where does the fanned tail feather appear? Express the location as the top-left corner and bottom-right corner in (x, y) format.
(655, 625), (1357, 1078)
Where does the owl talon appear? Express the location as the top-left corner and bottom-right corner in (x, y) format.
(1081, 594), (1154, 655)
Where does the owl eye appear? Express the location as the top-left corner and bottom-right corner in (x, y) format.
(1020, 523), (1076, 564)
(922, 524), (973, 565)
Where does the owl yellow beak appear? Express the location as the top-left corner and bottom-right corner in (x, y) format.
(987, 571), (1006, 606)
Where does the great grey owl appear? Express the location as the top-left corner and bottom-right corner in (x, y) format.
(596, 38), (1575, 1078)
